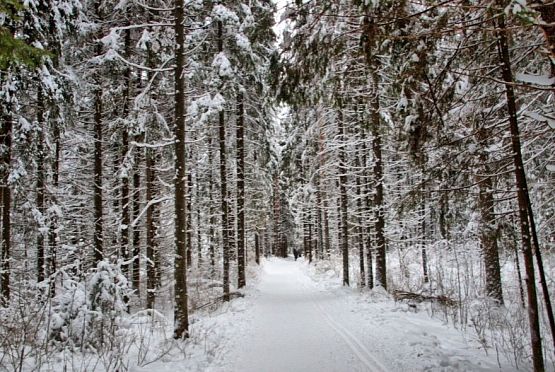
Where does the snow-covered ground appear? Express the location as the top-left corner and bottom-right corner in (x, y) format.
(171, 257), (517, 372)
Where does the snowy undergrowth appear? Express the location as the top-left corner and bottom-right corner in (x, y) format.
(303, 248), (555, 371)
(142, 263), (262, 372)
(132, 262), (262, 372)
(0, 262), (262, 372)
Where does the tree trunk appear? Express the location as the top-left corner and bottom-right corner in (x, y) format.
(500, 6), (555, 357)
(476, 124), (503, 303)
(366, 237), (374, 289)
(208, 132), (216, 271)
(48, 119), (60, 295)
(322, 195), (331, 259)
(360, 12), (384, 290)
(439, 192), (448, 240)
(496, 12), (543, 370)
(217, 20), (230, 302)
(47, 1), (61, 296)
(93, 74), (103, 264)
(173, 0), (189, 339)
(146, 148), (156, 310)
(318, 126), (331, 260)
(303, 214), (308, 259)
(237, 92), (246, 288)
(36, 87), (46, 283)
(513, 218), (526, 307)
(337, 108), (349, 286)
(355, 149), (365, 288)
(0, 109), (11, 305)
(196, 174), (202, 269)
(273, 174), (280, 257)
(121, 28), (131, 279)
(421, 180), (429, 284)
(527, 183), (555, 354)
(228, 191), (236, 261)
(371, 73), (386, 290)
(255, 231), (260, 265)
(219, 106), (230, 301)
(186, 171), (193, 267)
(316, 178), (324, 260)
(362, 131), (374, 289)
(308, 210), (313, 263)
(132, 135), (142, 291)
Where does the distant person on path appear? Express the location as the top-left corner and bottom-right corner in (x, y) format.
(293, 248), (299, 261)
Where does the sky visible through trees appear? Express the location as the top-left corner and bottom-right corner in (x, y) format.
(0, 0), (555, 371)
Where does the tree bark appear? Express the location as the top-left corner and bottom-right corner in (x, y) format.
(421, 179), (429, 284)
(316, 178), (324, 260)
(308, 210), (313, 263)
(186, 171), (193, 267)
(513, 220), (526, 307)
(146, 147), (156, 310)
(173, 0), (189, 339)
(337, 108), (349, 286)
(121, 28), (131, 279)
(255, 231), (260, 265)
(217, 20), (230, 302)
(0, 109), (11, 305)
(93, 73), (103, 264)
(362, 129), (374, 289)
(219, 106), (230, 301)
(196, 174), (202, 269)
(273, 174), (280, 257)
(496, 12), (543, 370)
(439, 192), (448, 240)
(371, 73), (386, 290)
(236, 92), (246, 288)
(48, 117), (60, 295)
(208, 131), (216, 271)
(228, 191), (236, 261)
(132, 135), (142, 291)
(476, 123), (503, 303)
(36, 87), (46, 283)
(322, 196), (331, 259)
(355, 147), (365, 288)
(47, 0), (61, 295)
(526, 181), (555, 354)
(303, 213), (308, 259)
(318, 123), (331, 260)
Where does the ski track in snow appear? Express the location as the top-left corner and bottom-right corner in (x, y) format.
(300, 276), (389, 372)
(204, 258), (512, 372)
(306, 289), (389, 372)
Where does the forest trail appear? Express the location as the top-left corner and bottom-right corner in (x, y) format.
(211, 258), (388, 372)
(207, 258), (510, 372)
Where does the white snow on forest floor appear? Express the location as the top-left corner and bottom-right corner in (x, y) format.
(135, 257), (520, 372)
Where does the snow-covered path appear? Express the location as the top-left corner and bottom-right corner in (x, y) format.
(212, 258), (388, 372)
(207, 258), (512, 372)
